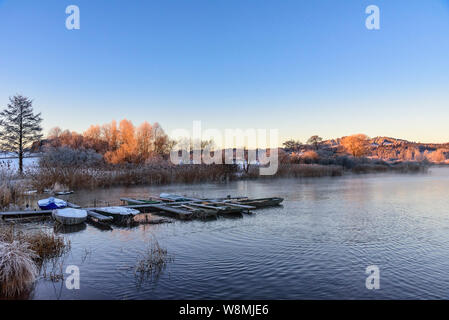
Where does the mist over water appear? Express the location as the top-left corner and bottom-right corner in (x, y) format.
(29, 167), (449, 299)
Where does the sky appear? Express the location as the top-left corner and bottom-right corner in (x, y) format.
(0, 0), (448, 145)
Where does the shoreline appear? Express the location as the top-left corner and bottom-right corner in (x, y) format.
(0, 161), (435, 212)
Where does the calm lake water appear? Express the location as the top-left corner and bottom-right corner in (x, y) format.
(24, 167), (449, 299)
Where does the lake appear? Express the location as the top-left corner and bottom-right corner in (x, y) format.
(25, 167), (449, 299)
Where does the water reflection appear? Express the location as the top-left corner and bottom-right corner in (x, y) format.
(27, 168), (449, 299)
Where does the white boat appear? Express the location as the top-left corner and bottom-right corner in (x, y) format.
(52, 208), (87, 225)
(55, 191), (74, 195)
(94, 206), (140, 216)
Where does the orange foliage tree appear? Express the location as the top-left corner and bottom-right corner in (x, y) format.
(136, 121), (153, 161)
(105, 119), (137, 164)
(341, 134), (369, 157)
(47, 119), (173, 164)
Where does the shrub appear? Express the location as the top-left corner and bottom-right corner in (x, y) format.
(300, 150), (319, 164)
(40, 147), (103, 168)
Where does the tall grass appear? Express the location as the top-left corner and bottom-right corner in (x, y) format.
(244, 164), (344, 179)
(0, 226), (71, 298)
(0, 241), (38, 298)
(351, 161), (428, 174)
(29, 160), (429, 191)
(0, 168), (26, 210)
(30, 163), (238, 190)
(0, 226), (70, 263)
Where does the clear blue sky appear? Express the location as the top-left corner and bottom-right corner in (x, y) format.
(0, 0), (448, 144)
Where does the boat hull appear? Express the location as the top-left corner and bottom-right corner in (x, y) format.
(38, 197), (68, 210)
(39, 203), (66, 210)
(52, 208), (87, 225)
(235, 197), (284, 208)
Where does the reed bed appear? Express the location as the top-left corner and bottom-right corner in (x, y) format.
(0, 169), (27, 210)
(135, 238), (173, 283)
(351, 162), (428, 174)
(30, 163), (239, 190)
(243, 164), (344, 179)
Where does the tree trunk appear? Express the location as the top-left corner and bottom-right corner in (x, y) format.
(19, 151), (23, 175)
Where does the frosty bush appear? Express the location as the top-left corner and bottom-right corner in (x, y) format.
(40, 147), (103, 168)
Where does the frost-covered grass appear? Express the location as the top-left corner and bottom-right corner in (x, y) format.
(0, 153), (40, 210)
(0, 226), (71, 298)
(0, 168), (27, 210)
(0, 152), (40, 173)
(29, 163), (239, 190)
(0, 241), (38, 298)
(0, 226), (70, 263)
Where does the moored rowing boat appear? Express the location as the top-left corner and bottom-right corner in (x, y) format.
(38, 197), (67, 210)
(228, 197), (284, 208)
(52, 208), (87, 225)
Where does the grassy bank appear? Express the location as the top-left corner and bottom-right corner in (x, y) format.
(0, 226), (70, 298)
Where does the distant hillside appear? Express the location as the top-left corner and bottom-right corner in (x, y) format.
(320, 136), (449, 162)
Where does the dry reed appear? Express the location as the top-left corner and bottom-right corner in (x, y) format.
(30, 163), (238, 190)
(0, 226), (71, 297)
(135, 238), (173, 283)
(0, 241), (38, 297)
(243, 163), (344, 179)
(0, 169), (27, 210)
(0, 226), (70, 263)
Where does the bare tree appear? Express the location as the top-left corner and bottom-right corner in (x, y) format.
(307, 135), (323, 149)
(152, 123), (175, 157)
(282, 139), (302, 151)
(0, 95), (43, 174)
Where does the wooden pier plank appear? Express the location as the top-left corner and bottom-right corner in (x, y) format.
(0, 210), (52, 217)
(120, 198), (147, 205)
(87, 210), (114, 222)
(208, 200), (256, 210)
(67, 202), (82, 209)
(145, 204), (193, 217)
(0, 196), (280, 220)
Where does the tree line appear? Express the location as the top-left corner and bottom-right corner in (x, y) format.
(1, 94), (447, 176)
(45, 120), (175, 164)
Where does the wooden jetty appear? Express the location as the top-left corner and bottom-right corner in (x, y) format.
(225, 197), (284, 208)
(120, 198), (160, 205)
(0, 209), (53, 218)
(120, 197), (255, 219)
(87, 210), (114, 222)
(0, 195), (283, 223)
(86, 210), (114, 230)
(120, 195), (284, 218)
